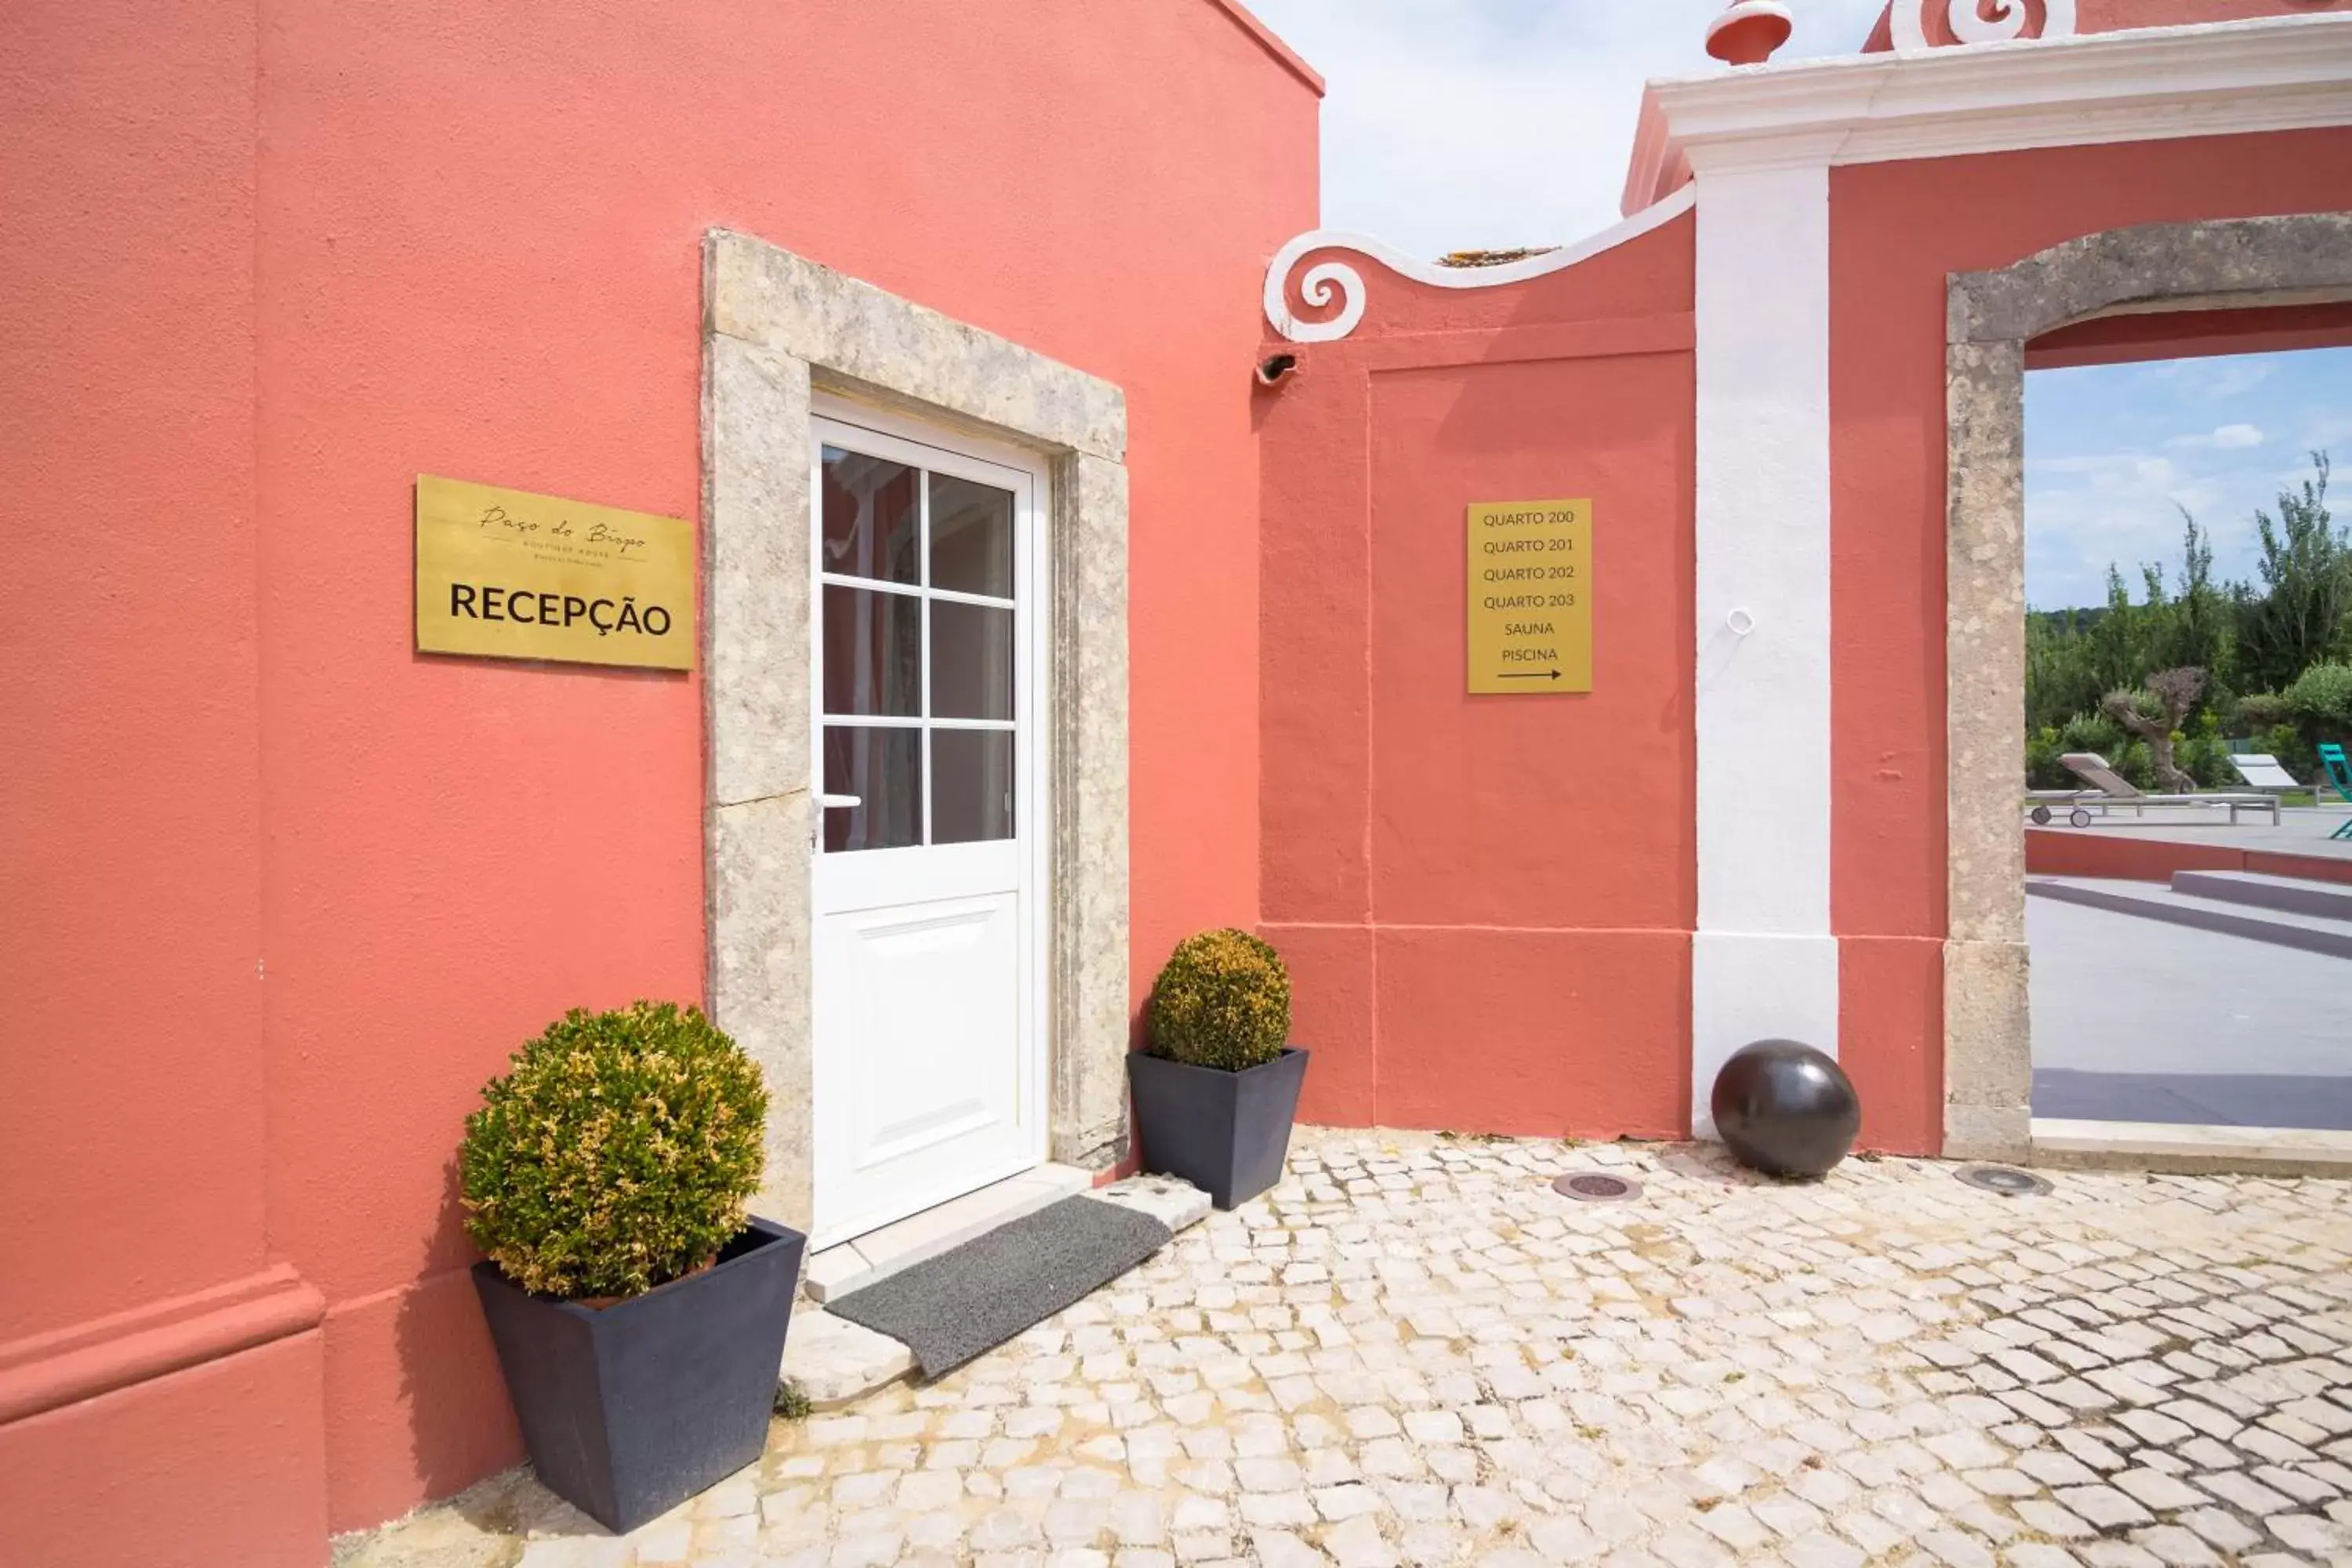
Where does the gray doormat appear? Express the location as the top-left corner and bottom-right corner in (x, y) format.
(826, 1197), (1172, 1377)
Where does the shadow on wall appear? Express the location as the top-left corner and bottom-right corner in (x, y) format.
(386, 1154), (524, 1522)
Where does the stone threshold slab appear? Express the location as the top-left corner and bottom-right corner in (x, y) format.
(801, 1164), (1094, 1305)
(780, 1174), (1208, 1410)
(2033, 1116), (2352, 1178)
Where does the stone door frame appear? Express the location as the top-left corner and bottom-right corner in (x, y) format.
(701, 229), (1132, 1229)
(1942, 211), (2352, 1160)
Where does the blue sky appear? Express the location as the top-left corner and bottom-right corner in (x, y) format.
(1244, 4), (2351, 615)
(2026, 351), (2352, 610)
(1246, 0), (1890, 251)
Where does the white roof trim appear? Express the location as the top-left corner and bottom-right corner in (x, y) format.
(1263, 185), (1698, 345)
(1632, 13), (2352, 191)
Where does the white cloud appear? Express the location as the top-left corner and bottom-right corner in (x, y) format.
(2028, 452), (2144, 475)
(2024, 452), (2187, 487)
(2140, 358), (2278, 401)
(2168, 423), (2265, 451)
(2026, 433), (2321, 608)
(1244, 0), (1890, 256)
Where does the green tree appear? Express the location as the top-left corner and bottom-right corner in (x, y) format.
(2153, 509), (2233, 691)
(2022, 514), (2235, 735)
(2234, 452), (2348, 693)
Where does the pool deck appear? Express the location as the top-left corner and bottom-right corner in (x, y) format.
(2027, 889), (2352, 1136)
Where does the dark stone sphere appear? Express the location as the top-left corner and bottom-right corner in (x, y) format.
(1711, 1040), (1860, 1179)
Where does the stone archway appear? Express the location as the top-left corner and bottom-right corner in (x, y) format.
(1941, 212), (2352, 1160)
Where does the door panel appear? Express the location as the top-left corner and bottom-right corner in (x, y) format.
(843, 897), (1020, 1164)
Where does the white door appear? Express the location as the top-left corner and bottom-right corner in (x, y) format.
(808, 405), (1048, 1249)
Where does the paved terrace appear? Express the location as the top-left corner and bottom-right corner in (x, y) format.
(343, 1130), (2352, 1568)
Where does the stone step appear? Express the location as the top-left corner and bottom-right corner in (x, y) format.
(779, 1174), (1210, 1410)
(2027, 876), (2352, 960)
(801, 1163), (1095, 1304)
(2032, 1116), (2352, 1178)
(2172, 869), (2352, 923)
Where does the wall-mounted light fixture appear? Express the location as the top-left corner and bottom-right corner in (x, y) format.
(1255, 351), (1299, 390)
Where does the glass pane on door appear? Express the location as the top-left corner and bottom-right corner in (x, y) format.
(823, 726), (922, 851)
(822, 586), (921, 717)
(929, 473), (1015, 597)
(820, 448), (920, 586)
(930, 601), (1014, 721)
(932, 730), (1015, 844)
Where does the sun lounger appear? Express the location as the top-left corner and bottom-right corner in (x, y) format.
(2045, 751), (2279, 826)
(2024, 782), (2114, 827)
(2228, 753), (2304, 795)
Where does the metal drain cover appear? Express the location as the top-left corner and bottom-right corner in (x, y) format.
(1552, 1171), (1641, 1203)
(1955, 1163), (2052, 1197)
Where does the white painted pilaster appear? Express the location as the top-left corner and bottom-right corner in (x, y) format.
(1690, 160), (1838, 1137)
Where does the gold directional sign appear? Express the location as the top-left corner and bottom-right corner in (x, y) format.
(416, 475), (695, 670)
(1467, 499), (1591, 694)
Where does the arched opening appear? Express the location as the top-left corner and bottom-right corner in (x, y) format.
(2023, 340), (2352, 1132)
(1943, 212), (2352, 1160)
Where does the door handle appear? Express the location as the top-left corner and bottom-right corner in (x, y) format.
(815, 793), (862, 810)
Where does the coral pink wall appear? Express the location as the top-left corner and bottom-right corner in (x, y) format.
(1261, 221), (1697, 1139)
(2, 0), (265, 1347)
(2, 0), (1316, 1556)
(1828, 127), (2352, 1152)
(3, 1336), (330, 1568)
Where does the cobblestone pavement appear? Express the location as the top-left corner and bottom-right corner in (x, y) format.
(343, 1129), (2352, 1568)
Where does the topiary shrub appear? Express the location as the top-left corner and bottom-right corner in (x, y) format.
(2287, 662), (2352, 740)
(460, 1001), (768, 1301)
(2234, 691), (2293, 734)
(1148, 929), (1290, 1072)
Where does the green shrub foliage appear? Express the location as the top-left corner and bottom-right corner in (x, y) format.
(2287, 661), (2352, 739)
(461, 1001), (768, 1300)
(1148, 929), (1290, 1072)
(2234, 691), (2293, 732)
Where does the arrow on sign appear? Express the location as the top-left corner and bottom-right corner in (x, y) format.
(1496, 670), (1563, 681)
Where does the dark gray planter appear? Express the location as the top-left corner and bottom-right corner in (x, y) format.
(472, 1216), (805, 1533)
(1127, 1047), (1309, 1210)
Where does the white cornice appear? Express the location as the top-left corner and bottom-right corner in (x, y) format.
(1632, 13), (2352, 194)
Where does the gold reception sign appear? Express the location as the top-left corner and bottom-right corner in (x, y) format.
(416, 475), (695, 671)
(1466, 498), (1592, 694)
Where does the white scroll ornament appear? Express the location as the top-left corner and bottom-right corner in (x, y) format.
(1889, 0), (2076, 50)
(1262, 187), (1698, 346)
